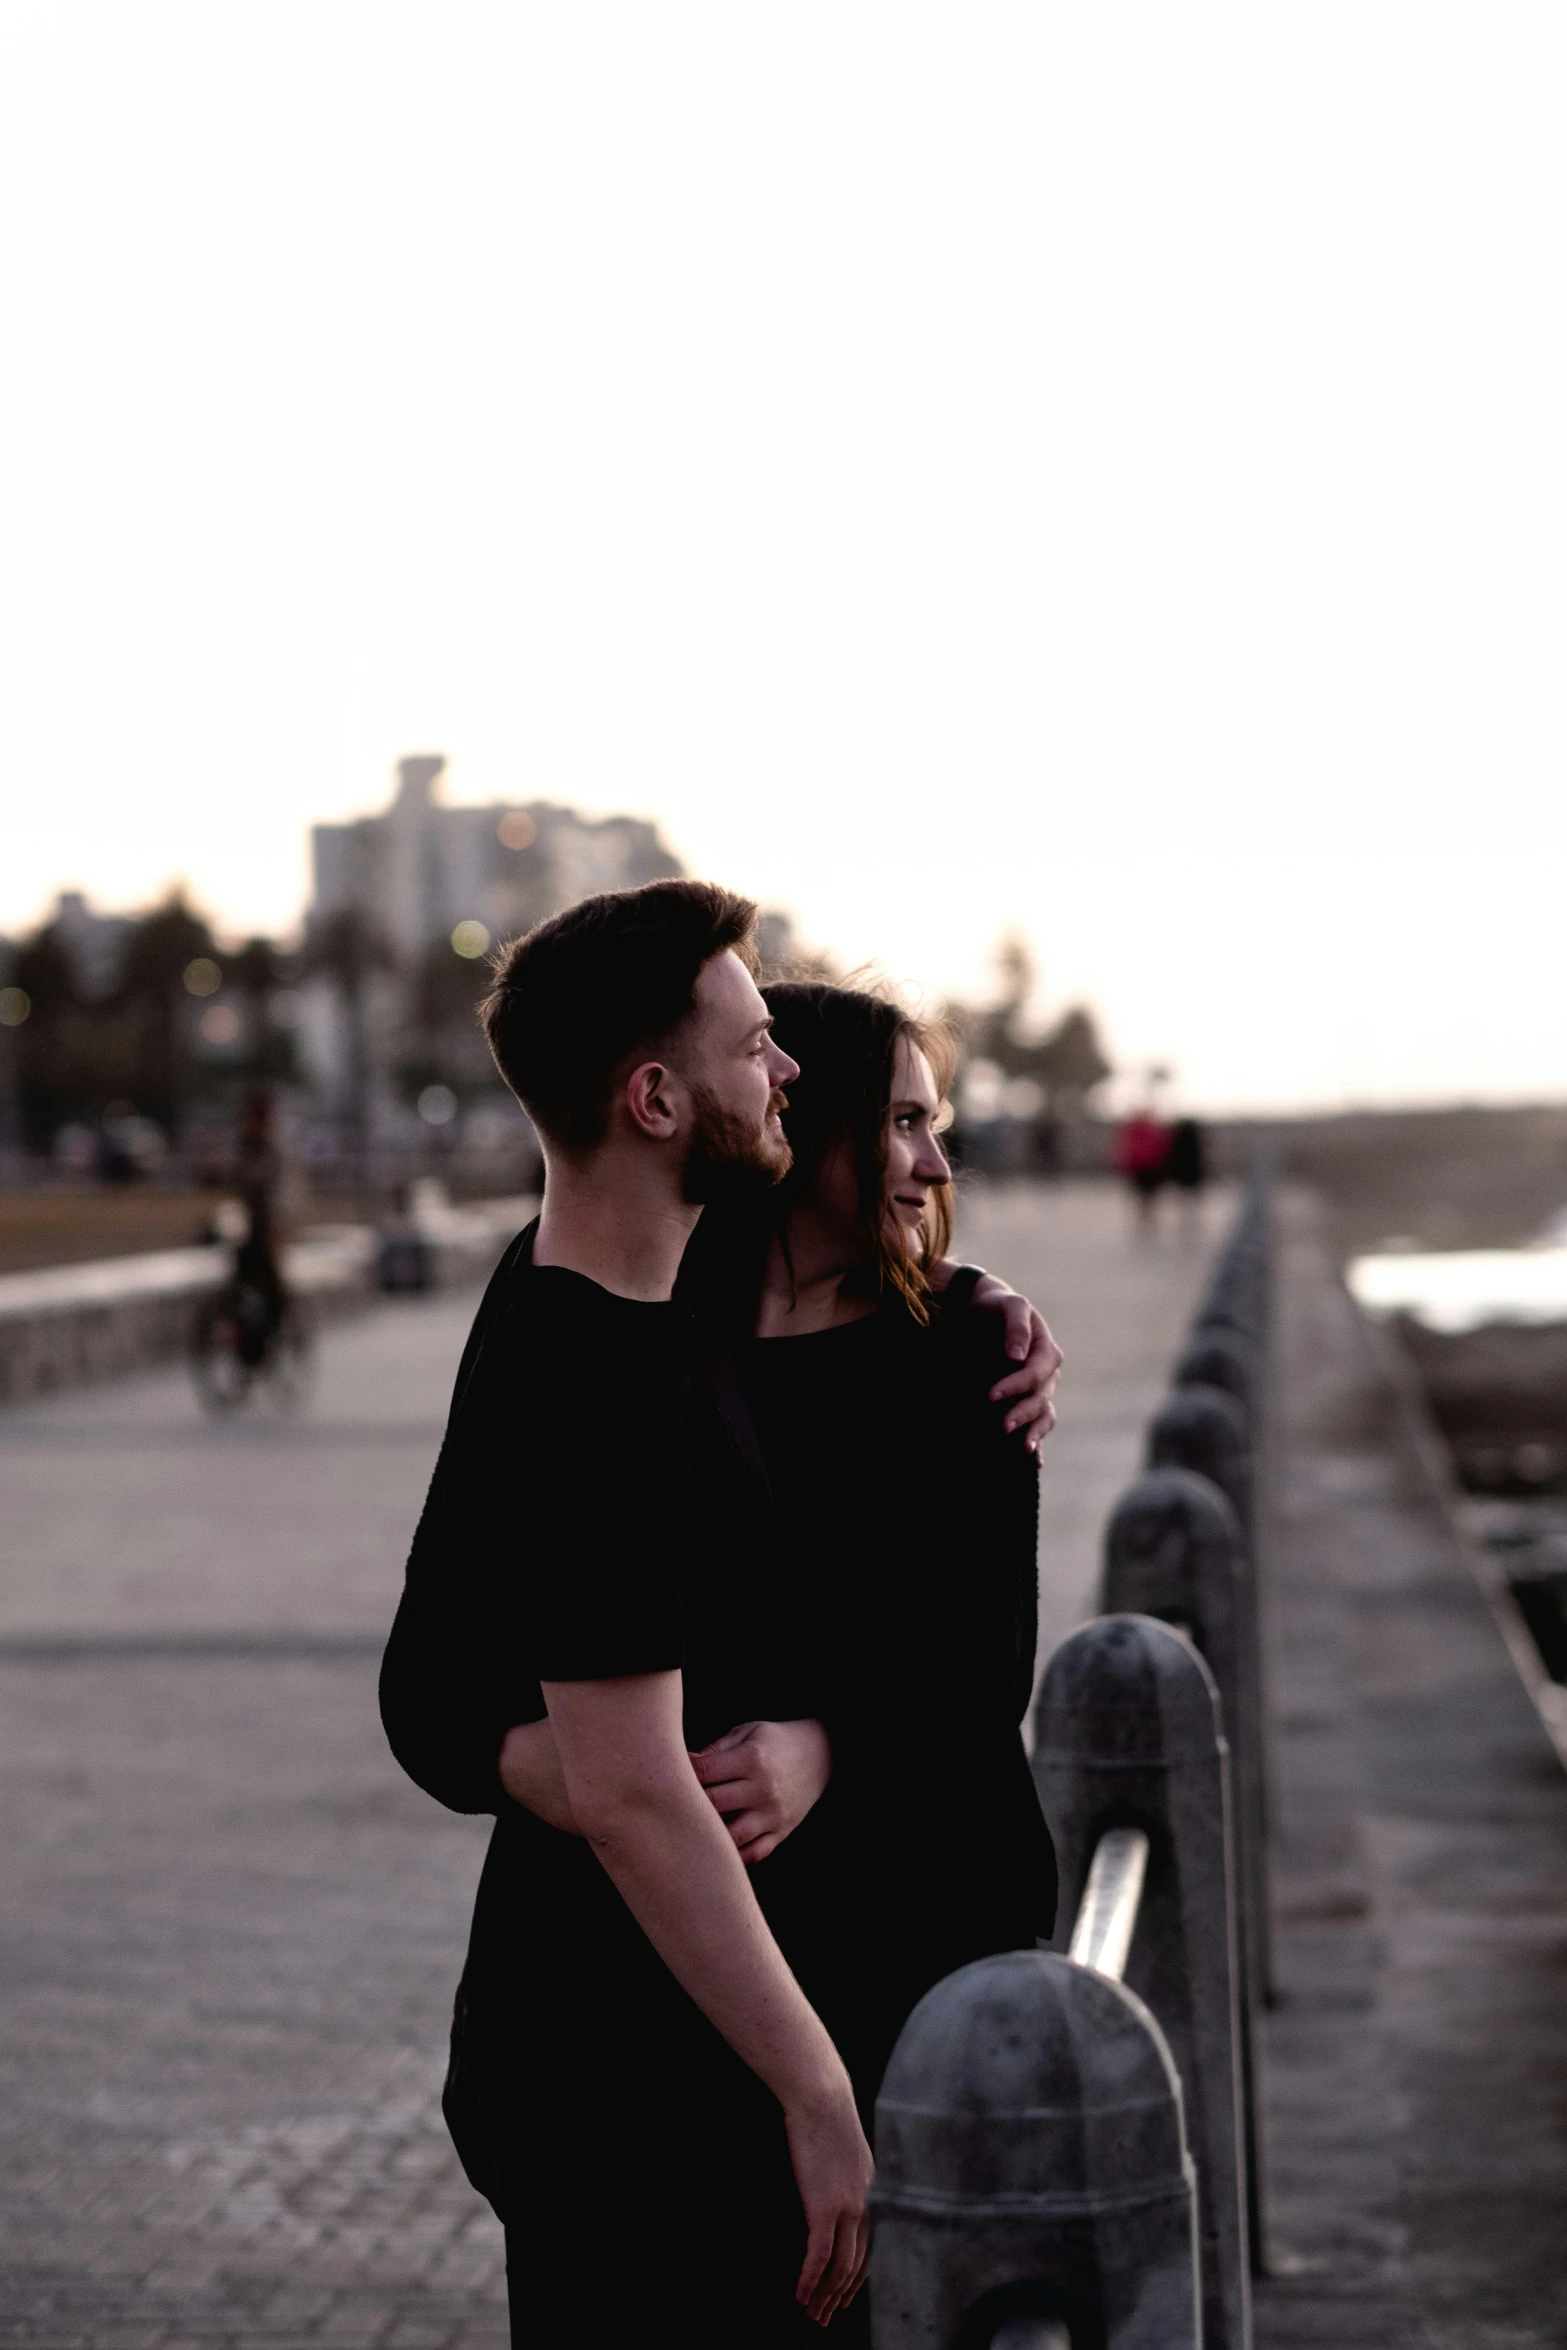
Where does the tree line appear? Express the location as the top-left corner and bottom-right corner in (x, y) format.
(1, 894), (1112, 1174)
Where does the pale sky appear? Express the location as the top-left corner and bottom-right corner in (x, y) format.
(2, 4), (1564, 1112)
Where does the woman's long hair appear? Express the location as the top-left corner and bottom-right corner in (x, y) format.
(682, 981), (956, 1330)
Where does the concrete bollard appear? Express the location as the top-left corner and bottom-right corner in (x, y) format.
(1147, 1384), (1254, 1556)
(1173, 1327), (1256, 1424)
(1032, 1616), (1251, 2350)
(870, 1950), (1200, 2350)
(1145, 1382), (1273, 2020)
(376, 1230), (435, 1293)
(1195, 1218), (1271, 1359)
(1194, 1177), (1278, 1785)
(1100, 1472), (1269, 2279)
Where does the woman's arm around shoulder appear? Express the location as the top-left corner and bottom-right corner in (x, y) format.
(927, 1258), (1062, 1450)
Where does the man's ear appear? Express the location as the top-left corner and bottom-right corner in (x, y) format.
(622, 1059), (681, 1141)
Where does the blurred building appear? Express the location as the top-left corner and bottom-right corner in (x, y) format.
(34, 892), (134, 1000)
(300, 754), (684, 1148)
(309, 754), (681, 966)
(1, 763), (797, 1179)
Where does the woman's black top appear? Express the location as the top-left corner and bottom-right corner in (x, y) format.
(740, 1295), (1057, 2118)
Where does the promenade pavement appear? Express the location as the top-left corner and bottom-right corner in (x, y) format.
(1254, 1190), (1567, 2349)
(954, 1176), (1235, 1709)
(0, 1181), (1222, 2348)
(0, 1294), (507, 2349)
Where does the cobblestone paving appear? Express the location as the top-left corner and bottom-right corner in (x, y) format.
(0, 1296), (505, 2346)
(0, 1645), (504, 2346)
(0, 1193), (1217, 2346)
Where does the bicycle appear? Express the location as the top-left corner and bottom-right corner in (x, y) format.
(191, 1265), (315, 1414)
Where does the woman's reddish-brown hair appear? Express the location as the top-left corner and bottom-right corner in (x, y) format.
(760, 981), (956, 1321)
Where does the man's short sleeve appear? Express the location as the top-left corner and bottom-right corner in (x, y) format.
(489, 1282), (691, 1684)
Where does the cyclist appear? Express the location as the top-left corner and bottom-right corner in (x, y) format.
(193, 1087), (310, 1408)
(230, 1087), (288, 1363)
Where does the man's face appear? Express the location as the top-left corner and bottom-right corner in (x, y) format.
(674, 950), (799, 1201)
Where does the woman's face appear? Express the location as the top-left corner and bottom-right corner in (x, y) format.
(884, 1036), (952, 1247)
(804, 1032), (952, 1265)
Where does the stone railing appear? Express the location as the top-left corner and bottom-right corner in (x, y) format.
(871, 1164), (1274, 2349)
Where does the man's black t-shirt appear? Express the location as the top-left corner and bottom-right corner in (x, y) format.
(379, 1223), (815, 2316)
(381, 1222), (806, 1808)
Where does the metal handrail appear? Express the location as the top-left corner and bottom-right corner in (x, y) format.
(975, 1829), (1152, 2348)
(1067, 1825), (1150, 1982)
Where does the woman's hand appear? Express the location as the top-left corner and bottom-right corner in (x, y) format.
(928, 1260), (1063, 1449)
(688, 1718), (833, 1863)
(967, 1273), (1064, 1451)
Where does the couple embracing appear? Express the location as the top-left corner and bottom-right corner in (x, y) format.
(380, 879), (1063, 2348)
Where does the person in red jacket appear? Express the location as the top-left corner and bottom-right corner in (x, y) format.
(1114, 1105), (1173, 1230)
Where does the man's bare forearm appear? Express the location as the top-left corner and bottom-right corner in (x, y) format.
(504, 1711), (832, 1861)
(498, 1717), (580, 1832)
(543, 1675), (848, 2114)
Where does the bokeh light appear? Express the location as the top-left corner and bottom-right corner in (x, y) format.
(417, 1083), (459, 1125)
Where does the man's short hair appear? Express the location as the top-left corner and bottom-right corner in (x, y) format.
(480, 879), (759, 1149)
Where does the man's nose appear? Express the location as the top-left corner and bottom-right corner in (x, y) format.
(768, 1046), (800, 1086)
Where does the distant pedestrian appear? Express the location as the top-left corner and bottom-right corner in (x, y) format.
(1113, 1109), (1172, 1232)
(232, 1088), (287, 1322)
(1166, 1115), (1207, 1234)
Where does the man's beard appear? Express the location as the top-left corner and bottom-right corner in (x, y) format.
(682, 1084), (793, 1204)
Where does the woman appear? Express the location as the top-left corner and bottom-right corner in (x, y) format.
(501, 981), (1056, 2140)
(678, 983), (1056, 2138)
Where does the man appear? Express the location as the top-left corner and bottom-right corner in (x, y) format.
(383, 881), (872, 2345)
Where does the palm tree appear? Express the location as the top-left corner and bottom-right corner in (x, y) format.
(228, 936), (302, 1087)
(9, 924), (80, 1149)
(1032, 1007), (1112, 1116)
(299, 906), (399, 1194)
(114, 892), (220, 1141)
